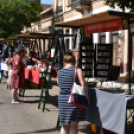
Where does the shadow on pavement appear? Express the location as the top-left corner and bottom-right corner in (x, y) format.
(2, 82), (7, 84)
(20, 95), (58, 107)
(47, 95), (58, 107)
(22, 96), (40, 98)
(14, 127), (60, 134)
(20, 100), (39, 103)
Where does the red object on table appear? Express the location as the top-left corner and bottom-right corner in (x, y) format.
(25, 69), (57, 84)
(25, 69), (30, 79)
(47, 52), (50, 58)
(102, 128), (117, 134)
(25, 69), (40, 84)
(42, 62), (47, 66)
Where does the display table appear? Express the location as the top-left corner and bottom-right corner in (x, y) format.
(25, 69), (40, 84)
(25, 69), (57, 84)
(86, 88), (134, 134)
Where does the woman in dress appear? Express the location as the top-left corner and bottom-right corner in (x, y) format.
(57, 50), (89, 134)
(10, 46), (38, 103)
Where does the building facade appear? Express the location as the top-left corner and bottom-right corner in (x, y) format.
(23, 4), (53, 56)
(24, 1), (134, 75)
(53, 0), (132, 75)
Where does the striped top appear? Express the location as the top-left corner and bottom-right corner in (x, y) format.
(57, 66), (79, 91)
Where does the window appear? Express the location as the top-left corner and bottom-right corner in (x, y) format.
(58, 0), (62, 6)
(100, 35), (106, 44)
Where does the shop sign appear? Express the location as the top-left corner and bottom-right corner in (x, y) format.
(84, 19), (128, 34)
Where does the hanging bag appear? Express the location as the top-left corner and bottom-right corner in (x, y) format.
(68, 67), (89, 109)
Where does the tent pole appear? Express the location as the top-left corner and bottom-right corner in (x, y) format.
(30, 39), (36, 64)
(127, 18), (132, 95)
(61, 30), (65, 54)
(73, 28), (78, 49)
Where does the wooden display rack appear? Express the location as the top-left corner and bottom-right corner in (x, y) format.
(79, 43), (96, 78)
(79, 43), (113, 80)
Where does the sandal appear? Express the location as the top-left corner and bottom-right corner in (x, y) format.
(18, 94), (22, 97)
(12, 102), (20, 104)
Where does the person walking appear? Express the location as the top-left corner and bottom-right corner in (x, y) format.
(57, 50), (89, 134)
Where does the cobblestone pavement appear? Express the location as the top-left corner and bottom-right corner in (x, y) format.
(0, 78), (87, 134)
(1, 76), (133, 134)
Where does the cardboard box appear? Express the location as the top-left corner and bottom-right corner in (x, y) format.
(30, 82), (39, 89)
(91, 124), (101, 134)
(27, 78), (44, 89)
(118, 77), (134, 83)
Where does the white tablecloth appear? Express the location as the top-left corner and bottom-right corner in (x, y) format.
(1, 63), (9, 71)
(86, 88), (134, 134)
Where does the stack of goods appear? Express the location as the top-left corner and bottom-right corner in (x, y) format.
(85, 78), (96, 83)
(85, 78), (96, 87)
(96, 81), (132, 93)
(26, 64), (46, 72)
(26, 62), (61, 72)
(82, 45), (94, 50)
(85, 77), (134, 94)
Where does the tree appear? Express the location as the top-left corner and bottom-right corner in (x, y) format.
(0, 0), (42, 39)
(105, 0), (134, 13)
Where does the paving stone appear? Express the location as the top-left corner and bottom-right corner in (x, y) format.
(0, 78), (87, 134)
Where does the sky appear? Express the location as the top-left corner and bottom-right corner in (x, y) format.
(41, 0), (53, 4)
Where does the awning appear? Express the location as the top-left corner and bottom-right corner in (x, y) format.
(55, 11), (134, 28)
(17, 33), (53, 39)
(0, 38), (14, 42)
(0, 38), (31, 44)
(17, 33), (75, 39)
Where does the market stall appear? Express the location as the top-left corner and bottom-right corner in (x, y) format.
(17, 32), (77, 112)
(55, 10), (134, 133)
(0, 38), (31, 84)
(17, 33), (59, 92)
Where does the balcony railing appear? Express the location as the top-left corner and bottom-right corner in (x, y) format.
(70, 0), (91, 8)
(56, 6), (63, 13)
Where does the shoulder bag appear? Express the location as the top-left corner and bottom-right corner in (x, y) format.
(68, 67), (89, 109)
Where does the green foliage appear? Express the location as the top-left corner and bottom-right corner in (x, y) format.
(0, 0), (42, 39)
(105, 0), (134, 12)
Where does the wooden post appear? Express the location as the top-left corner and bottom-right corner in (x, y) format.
(127, 18), (132, 95)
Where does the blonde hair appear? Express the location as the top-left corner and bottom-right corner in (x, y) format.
(63, 50), (76, 64)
